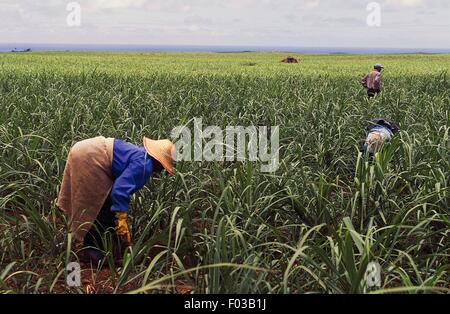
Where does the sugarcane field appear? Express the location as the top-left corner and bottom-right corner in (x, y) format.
(0, 1), (449, 300)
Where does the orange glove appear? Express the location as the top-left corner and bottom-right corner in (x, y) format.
(115, 212), (132, 246)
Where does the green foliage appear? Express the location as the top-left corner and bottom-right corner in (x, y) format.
(0, 52), (449, 293)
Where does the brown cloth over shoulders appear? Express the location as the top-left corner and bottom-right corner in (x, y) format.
(56, 136), (114, 247)
(362, 70), (381, 90)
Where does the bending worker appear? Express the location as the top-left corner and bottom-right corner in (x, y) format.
(363, 118), (400, 154)
(56, 136), (176, 263)
(361, 63), (384, 99)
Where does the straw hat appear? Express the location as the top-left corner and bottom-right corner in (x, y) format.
(143, 137), (176, 176)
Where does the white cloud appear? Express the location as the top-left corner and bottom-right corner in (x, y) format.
(386, 0), (424, 6)
(305, 0), (320, 8)
(90, 0), (147, 10)
(188, 25), (200, 32)
(0, 0), (448, 48)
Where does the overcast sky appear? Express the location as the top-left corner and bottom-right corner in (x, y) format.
(0, 0), (449, 48)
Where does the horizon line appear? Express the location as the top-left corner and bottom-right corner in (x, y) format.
(2, 43), (450, 54)
(2, 42), (450, 49)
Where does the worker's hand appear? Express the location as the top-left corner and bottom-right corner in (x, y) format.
(115, 212), (132, 246)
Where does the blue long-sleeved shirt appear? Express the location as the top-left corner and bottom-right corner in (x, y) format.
(110, 139), (153, 211)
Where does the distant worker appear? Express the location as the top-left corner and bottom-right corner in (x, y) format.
(362, 118), (400, 154)
(57, 136), (176, 264)
(361, 64), (384, 99)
